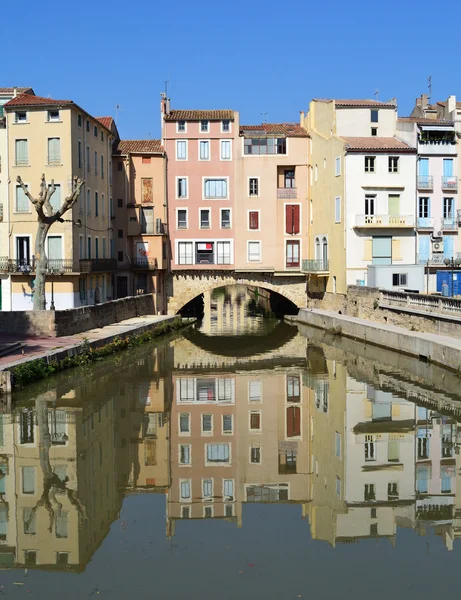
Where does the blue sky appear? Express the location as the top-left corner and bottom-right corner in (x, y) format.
(5, 0), (461, 139)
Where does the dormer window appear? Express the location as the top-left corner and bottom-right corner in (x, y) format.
(177, 120), (186, 132)
(201, 120), (209, 132)
(15, 111), (27, 123)
(47, 110), (60, 122)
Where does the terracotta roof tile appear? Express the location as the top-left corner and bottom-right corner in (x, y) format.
(164, 109), (234, 121)
(334, 99), (396, 108)
(342, 137), (416, 153)
(398, 117), (454, 126)
(4, 93), (73, 108)
(96, 116), (113, 129)
(240, 123), (309, 138)
(114, 140), (164, 155)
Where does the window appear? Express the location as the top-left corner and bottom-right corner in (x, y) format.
(250, 411), (261, 430)
(284, 170), (295, 188)
(250, 447), (261, 464)
(249, 177), (259, 196)
(249, 211), (259, 230)
(388, 156), (399, 173)
(177, 177), (188, 198)
(335, 196), (341, 223)
(336, 477), (341, 497)
(286, 240), (300, 268)
(441, 466), (452, 493)
(177, 209), (187, 229)
(15, 111), (27, 123)
(95, 192), (99, 217)
(335, 157), (341, 176)
(285, 204), (300, 234)
(55, 510), (68, 538)
(248, 241), (261, 262)
(95, 237), (99, 259)
(117, 161), (123, 171)
(22, 466), (35, 494)
(249, 380), (261, 401)
(364, 483), (375, 501)
(180, 479), (191, 500)
(117, 198), (123, 208)
(202, 479), (213, 502)
(371, 109), (379, 123)
(15, 139), (28, 166)
(217, 241), (231, 264)
(86, 120), (90, 132)
(287, 375), (300, 402)
(388, 193), (400, 215)
(222, 119), (230, 132)
(47, 138), (61, 165)
(334, 431), (342, 458)
(202, 414), (212, 433)
(392, 273), (407, 287)
(20, 411), (34, 444)
(200, 120), (209, 132)
(365, 156), (375, 173)
(102, 237), (106, 258)
(87, 236), (92, 259)
(178, 242), (193, 264)
(364, 435), (376, 461)
(181, 506), (191, 518)
(179, 444), (191, 465)
(16, 184), (29, 212)
(101, 131), (104, 142)
(221, 208), (231, 229)
(141, 207), (154, 234)
(196, 242), (214, 264)
(57, 552), (69, 566)
(418, 197), (429, 218)
(47, 109), (60, 122)
(372, 236), (392, 265)
(117, 229), (123, 239)
(179, 413), (190, 434)
(244, 137), (286, 155)
(443, 197), (454, 222)
(101, 194), (105, 217)
(199, 140), (210, 160)
(200, 209), (210, 229)
(365, 194), (376, 216)
(176, 140), (187, 160)
(86, 145), (90, 171)
(16, 236), (30, 267)
(388, 439), (400, 462)
(223, 414), (233, 434)
(206, 443), (230, 464)
(86, 189), (91, 216)
(177, 120), (186, 132)
(92, 125), (97, 137)
(25, 551), (37, 566)
(23, 508), (36, 535)
(101, 155), (104, 178)
(78, 140), (82, 168)
(94, 150), (98, 174)
(49, 184), (61, 213)
(221, 140), (231, 160)
(371, 127), (378, 136)
(388, 482), (399, 500)
(204, 178), (227, 199)
(117, 250), (123, 262)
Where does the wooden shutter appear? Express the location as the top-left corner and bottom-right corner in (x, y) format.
(293, 205), (300, 234)
(286, 205), (293, 234)
(286, 406), (301, 438)
(249, 211), (259, 230)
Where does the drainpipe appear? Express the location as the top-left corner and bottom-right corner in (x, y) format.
(5, 114), (11, 310)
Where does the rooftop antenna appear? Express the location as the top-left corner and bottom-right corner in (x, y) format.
(428, 75), (432, 104)
(374, 89), (379, 101)
(261, 112), (268, 123)
(165, 80), (169, 98)
(115, 104), (121, 122)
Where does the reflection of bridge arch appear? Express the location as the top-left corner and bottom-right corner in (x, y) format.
(167, 270), (306, 314)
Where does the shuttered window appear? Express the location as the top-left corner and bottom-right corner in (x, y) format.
(286, 406), (301, 437)
(47, 138), (61, 165)
(15, 139), (28, 166)
(285, 205), (300, 234)
(22, 466), (35, 494)
(249, 211), (259, 230)
(50, 184), (61, 213)
(206, 443), (230, 463)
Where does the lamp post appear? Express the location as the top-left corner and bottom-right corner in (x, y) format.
(443, 256), (461, 296)
(47, 265), (65, 310)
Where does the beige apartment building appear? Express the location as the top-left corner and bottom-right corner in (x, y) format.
(2, 92), (116, 310)
(112, 140), (168, 312)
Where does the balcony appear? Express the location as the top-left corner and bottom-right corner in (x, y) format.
(355, 215), (415, 228)
(277, 187), (297, 199)
(417, 176), (433, 190)
(442, 218), (457, 231)
(417, 254), (448, 265)
(416, 217), (434, 230)
(132, 258), (158, 270)
(442, 176), (458, 191)
(79, 258), (117, 273)
(418, 138), (457, 155)
(1, 258), (76, 274)
(302, 259), (329, 273)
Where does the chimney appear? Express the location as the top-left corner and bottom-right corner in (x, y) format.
(13, 87), (17, 98)
(421, 94), (428, 109)
(448, 95), (456, 114)
(299, 110), (305, 125)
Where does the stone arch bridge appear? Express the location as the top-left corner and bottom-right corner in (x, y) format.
(167, 270), (307, 315)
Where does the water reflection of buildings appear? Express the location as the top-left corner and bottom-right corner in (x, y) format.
(305, 340), (461, 551)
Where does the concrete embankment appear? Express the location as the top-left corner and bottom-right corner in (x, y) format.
(0, 314), (189, 392)
(290, 308), (461, 372)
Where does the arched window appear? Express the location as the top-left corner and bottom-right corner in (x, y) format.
(315, 237), (320, 260)
(322, 237), (328, 263)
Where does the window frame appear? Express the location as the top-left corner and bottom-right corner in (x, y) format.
(205, 443), (231, 466)
(365, 156), (376, 173)
(335, 196), (341, 223)
(201, 413), (213, 436)
(220, 208), (232, 229)
(370, 109), (379, 123)
(247, 240), (261, 262)
(199, 208), (211, 229)
(392, 273), (408, 287)
(248, 177), (260, 197)
(249, 410), (262, 432)
(388, 156), (399, 173)
(198, 139), (211, 161)
(176, 139), (188, 161)
(200, 120), (209, 133)
(15, 111), (28, 124)
(221, 119), (231, 133)
(176, 208), (188, 230)
(203, 177), (229, 200)
(176, 176), (189, 199)
(47, 109), (60, 122)
(177, 241), (194, 265)
(222, 414), (233, 435)
(220, 139), (232, 161)
(248, 210), (260, 231)
(179, 412), (191, 436)
(176, 120), (187, 133)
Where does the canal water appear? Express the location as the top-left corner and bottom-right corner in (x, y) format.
(1, 286), (461, 598)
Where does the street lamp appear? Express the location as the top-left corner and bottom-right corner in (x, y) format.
(443, 256), (461, 296)
(48, 265), (66, 310)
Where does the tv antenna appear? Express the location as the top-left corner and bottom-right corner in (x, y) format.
(261, 112), (268, 123)
(428, 75), (432, 103)
(115, 104), (121, 122)
(374, 89), (379, 100)
(165, 80), (169, 97)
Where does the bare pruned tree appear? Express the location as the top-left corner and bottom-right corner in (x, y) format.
(16, 174), (84, 310)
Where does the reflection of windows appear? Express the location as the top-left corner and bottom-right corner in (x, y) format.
(246, 484), (288, 502)
(336, 477), (341, 498)
(55, 510), (68, 538)
(250, 411), (261, 430)
(388, 439), (400, 462)
(23, 508), (36, 535)
(24, 551), (37, 566)
(287, 375), (300, 402)
(56, 552), (69, 566)
(144, 439), (156, 466)
(179, 413), (190, 434)
(22, 466), (36, 495)
(418, 434), (430, 459)
(249, 380), (262, 402)
(218, 379), (234, 402)
(365, 435), (376, 461)
(314, 380), (329, 413)
(197, 379), (216, 402)
(20, 411), (34, 444)
(335, 432), (341, 458)
(416, 465), (430, 493)
(178, 379), (195, 402)
(204, 506), (213, 518)
(48, 410), (67, 445)
(225, 504), (234, 517)
(441, 466), (453, 493)
(222, 415), (233, 434)
(388, 482), (399, 500)
(206, 444), (230, 464)
(0, 506), (6, 540)
(179, 444), (191, 465)
(180, 479), (191, 500)
(279, 451), (297, 474)
(364, 483), (375, 501)
(286, 406), (300, 438)
(223, 479), (234, 500)
(202, 414), (212, 433)
(181, 506), (191, 518)
(202, 478), (213, 500)
(250, 446), (261, 464)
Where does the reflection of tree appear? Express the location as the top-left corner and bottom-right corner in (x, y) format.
(26, 393), (87, 533)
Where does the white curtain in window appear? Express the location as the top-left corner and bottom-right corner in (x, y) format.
(217, 241), (231, 265)
(15, 140), (28, 165)
(200, 141), (209, 160)
(221, 140), (231, 159)
(249, 380), (261, 400)
(223, 479), (234, 499)
(16, 185), (29, 212)
(48, 138), (60, 163)
(204, 179), (227, 198)
(203, 479), (212, 497)
(207, 444), (229, 462)
(49, 184), (61, 213)
(180, 480), (191, 499)
(177, 141), (187, 159)
(178, 242), (193, 264)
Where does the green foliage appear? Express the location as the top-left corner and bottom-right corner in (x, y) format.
(10, 317), (184, 389)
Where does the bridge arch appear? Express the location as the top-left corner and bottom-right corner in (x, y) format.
(167, 271), (306, 315)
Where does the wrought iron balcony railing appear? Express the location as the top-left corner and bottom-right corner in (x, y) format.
(302, 259), (329, 272)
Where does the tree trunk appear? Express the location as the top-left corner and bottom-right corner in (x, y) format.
(34, 222), (51, 311)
